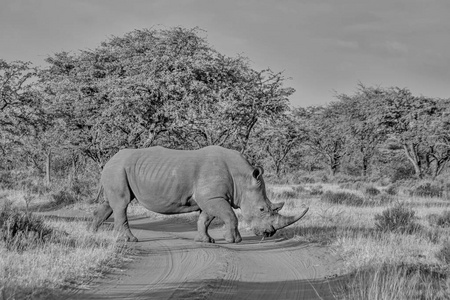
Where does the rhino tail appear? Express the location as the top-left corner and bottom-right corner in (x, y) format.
(94, 185), (104, 205)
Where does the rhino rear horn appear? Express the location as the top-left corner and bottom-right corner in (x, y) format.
(271, 202), (284, 212)
(272, 207), (309, 230)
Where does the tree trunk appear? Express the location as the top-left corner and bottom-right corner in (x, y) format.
(362, 156), (368, 177)
(70, 152), (78, 183)
(403, 143), (422, 179)
(275, 162), (282, 178)
(45, 151), (51, 185)
(240, 116), (258, 154)
(433, 158), (449, 178)
(330, 165), (337, 176)
(328, 152), (340, 176)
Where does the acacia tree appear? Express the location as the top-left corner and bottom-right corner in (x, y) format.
(295, 105), (348, 176)
(169, 65), (293, 151)
(41, 27), (292, 168)
(374, 87), (446, 178)
(1, 60), (35, 160)
(253, 114), (305, 176)
(423, 99), (450, 177)
(335, 85), (387, 177)
(0, 60), (55, 181)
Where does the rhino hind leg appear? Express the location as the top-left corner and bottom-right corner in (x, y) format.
(202, 198), (242, 243)
(195, 211), (216, 243)
(91, 202), (113, 232)
(104, 184), (138, 242)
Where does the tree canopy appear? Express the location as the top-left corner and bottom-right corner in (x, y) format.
(1, 27), (449, 184)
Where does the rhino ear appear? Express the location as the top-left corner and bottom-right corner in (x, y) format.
(252, 166), (264, 180)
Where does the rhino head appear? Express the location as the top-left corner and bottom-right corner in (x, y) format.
(239, 167), (309, 238)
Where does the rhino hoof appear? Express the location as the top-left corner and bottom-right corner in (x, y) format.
(125, 236), (138, 243)
(195, 235), (215, 243)
(225, 234), (242, 243)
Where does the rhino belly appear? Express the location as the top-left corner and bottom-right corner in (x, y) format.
(135, 193), (200, 214)
(123, 153), (206, 214)
(127, 172), (200, 214)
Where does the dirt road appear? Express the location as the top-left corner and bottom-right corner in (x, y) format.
(60, 216), (345, 300)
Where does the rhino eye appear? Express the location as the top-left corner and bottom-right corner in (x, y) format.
(259, 207), (265, 212)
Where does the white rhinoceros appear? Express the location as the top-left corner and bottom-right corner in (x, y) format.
(91, 146), (308, 243)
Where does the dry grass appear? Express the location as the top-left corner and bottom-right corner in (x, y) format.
(267, 183), (450, 298)
(0, 190), (131, 299)
(3, 180), (450, 299)
(339, 263), (449, 300)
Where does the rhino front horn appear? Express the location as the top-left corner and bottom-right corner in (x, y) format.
(272, 207), (309, 230)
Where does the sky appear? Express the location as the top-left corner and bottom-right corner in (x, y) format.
(1, 0), (449, 107)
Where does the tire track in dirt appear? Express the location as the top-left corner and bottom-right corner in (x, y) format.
(58, 216), (346, 300)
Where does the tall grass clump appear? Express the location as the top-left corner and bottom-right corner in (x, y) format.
(0, 205), (128, 298)
(266, 186), (304, 201)
(309, 185), (323, 196)
(410, 182), (443, 198)
(374, 204), (420, 234)
(364, 185), (381, 197)
(339, 263), (448, 300)
(385, 184), (399, 196)
(49, 178), (95, 206)
(0, 201), (52, 251)
(321, 191), (365, 206)
(427, 210), (450, 228)
(435, 241), (450, 264)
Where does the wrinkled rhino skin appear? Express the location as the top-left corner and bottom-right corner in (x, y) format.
(91, 146), (308, 243)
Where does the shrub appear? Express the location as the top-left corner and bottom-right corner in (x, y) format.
(422, 227), (441, 244)
(267, 187), (303, 201)
(295, 176), (316, 184)
(372, 193), (394, 206)
(0, 201), (52, 251)
(374, 204), (420, 234)
(50, 190), (77, 206)
(377, 178), (391, 187)
(69, 178), (94, 198)
(338, 181), (367, 192)
(385, 184), (398, 195)
(293, 185), (306, 193)
(364, 185), (380, 197)
(390, 165), (415, 182)
(279, 190), (298, 199)
(410, 182), (443, 198)
(338, 182), (352, 189)
(320, 174), (329, 183)
(321, 191), (365, 206)
(427, 211), (450, 228)
(17, 178), (49, 195)
(309, 185), (323, 196)
(436, 241), (450, 264)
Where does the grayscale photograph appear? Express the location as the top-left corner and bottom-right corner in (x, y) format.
(1, 1), (449, 299)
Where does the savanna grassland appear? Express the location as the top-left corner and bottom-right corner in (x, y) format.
(2, 26), (450, 299)
(265, 177), (450, 299)
(2, 174), (450, 299)
(0, 187), (132, 299)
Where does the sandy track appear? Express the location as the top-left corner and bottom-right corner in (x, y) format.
(57, 216), (345, 300)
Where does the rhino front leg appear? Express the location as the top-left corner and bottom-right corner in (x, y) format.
(203, 198), (242, 243)
(195, 211), (216, 243)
